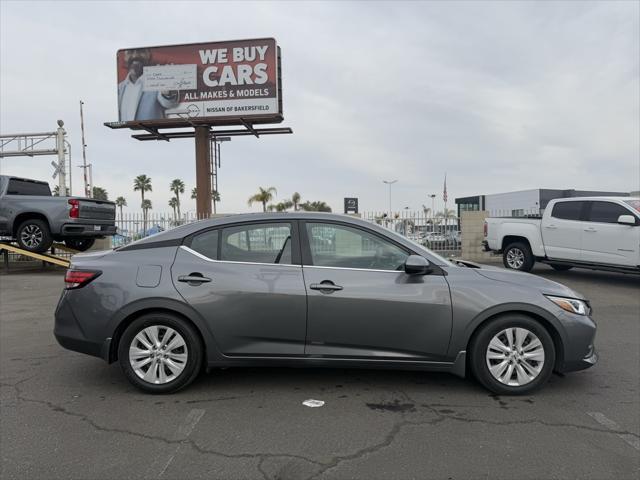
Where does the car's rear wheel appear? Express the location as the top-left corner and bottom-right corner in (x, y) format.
(503, 242), (534, 272)
(470, 315), (555, 395)
(64, 238), (95, 252)
(16, 219), (53, 253)
(118, 313), (203, 394)
(550, 264), (573, 271)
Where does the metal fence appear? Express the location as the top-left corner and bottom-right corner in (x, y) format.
(360, 211), (461, 256)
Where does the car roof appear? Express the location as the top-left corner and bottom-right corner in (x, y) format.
(130, 212), (374, 245)
(120, 212), (453, 266)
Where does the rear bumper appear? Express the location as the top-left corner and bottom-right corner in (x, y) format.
(54, 293), (110, 361)
(482, 240), (492, 252)
(61, 223), (117, 237)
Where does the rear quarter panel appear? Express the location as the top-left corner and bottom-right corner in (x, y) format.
(64, 247), (220, 360)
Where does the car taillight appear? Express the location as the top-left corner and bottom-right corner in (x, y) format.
(483, 221), (488, 237)
(64, 269), (101, 289)
(68, 199), (79, 218)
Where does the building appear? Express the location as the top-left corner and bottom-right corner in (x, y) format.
(455, 188), (630, 217)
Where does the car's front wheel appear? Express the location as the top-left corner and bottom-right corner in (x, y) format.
(118, 313), (203, 393)
(470, 315), (555, 395)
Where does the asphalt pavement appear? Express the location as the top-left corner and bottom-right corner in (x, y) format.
(1, 264), (639, 479)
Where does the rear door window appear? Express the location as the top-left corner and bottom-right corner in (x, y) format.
(587, 202), (635, 224)
(220, 223), (292, 264)
(6, 179), (51, 196)
(189, 229), (219, 260)
(551, 201), (583, 221)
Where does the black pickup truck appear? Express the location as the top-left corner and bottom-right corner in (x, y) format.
(0, 175), (116, 253)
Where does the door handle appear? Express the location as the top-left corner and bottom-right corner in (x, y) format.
(310, 281), (343, 292)
(584, 228), (597, 233)
(545, 225), (557, 229)
(178, 274), (212, 285)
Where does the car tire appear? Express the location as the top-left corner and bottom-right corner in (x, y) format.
(470, 315), (556, 395)
(503, 242), (535, 272)
(16, 219), (53, 253)
(64, 238), (95, 252)
(550, 264), (573, 271)
(118, 313), (203, 394)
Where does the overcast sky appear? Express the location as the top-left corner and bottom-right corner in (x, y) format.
(1, 0), (638, 215)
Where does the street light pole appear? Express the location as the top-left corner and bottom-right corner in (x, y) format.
(383, 180), (398, 215)
(429, 194), (436, 215)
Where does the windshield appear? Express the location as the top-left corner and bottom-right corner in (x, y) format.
(623, 199), (640, 214)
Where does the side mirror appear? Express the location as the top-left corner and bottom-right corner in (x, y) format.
(404, 255), (433, 275)
(617, 214), (636, 226)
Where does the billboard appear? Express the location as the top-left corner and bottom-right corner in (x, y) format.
(115, 38), (281, 126)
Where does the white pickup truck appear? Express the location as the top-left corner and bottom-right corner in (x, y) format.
(483, 197), (640, 273)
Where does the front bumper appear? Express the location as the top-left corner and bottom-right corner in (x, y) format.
(61, 223), (117, 237)
(560, 345), (598, 373)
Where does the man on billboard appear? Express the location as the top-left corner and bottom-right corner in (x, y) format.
(118, 49), (180, 122)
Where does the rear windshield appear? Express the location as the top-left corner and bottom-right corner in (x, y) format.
(623, 199), (640, 214)
(6, 179), (51, 196)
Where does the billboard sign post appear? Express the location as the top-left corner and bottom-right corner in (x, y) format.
(106, 38), (291, 218)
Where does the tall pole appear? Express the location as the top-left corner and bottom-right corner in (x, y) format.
(430, 194), (436, 215)
(79, 100), (90, 198)
(56, 120), (67, 197)
(383, 179), (398, 215)
(195, 126), (212, 218)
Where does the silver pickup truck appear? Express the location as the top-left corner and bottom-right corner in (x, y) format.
(0, 175), (116, 253)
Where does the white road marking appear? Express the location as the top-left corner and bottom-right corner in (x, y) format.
(302, 399), (325, 408)
(158, 408), (206, 477)
(587, 411), (640, 451)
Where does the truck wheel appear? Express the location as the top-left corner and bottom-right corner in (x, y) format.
(16, 219), (53, 253)
(64, 238), (95, 252)
(503, 242), (534, 272)
(550, 264), (573, 271)
(469, 314), (555, 395)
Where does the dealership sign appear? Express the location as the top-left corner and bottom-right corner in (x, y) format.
(116, 38), (282, 125)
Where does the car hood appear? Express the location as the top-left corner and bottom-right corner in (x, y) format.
(469, 265), (585, 299)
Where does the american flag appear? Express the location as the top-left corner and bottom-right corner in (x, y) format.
(443, 174), (448, 203)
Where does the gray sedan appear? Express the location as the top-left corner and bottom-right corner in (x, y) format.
(54, 212), (597, 395)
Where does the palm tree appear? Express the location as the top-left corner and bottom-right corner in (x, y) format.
(291, 192), (301, 211)
(92, 186), (108, 200)
(248, 187), (277, 212)
(435, 208), (456, 227)
(134, 175), (152, 234)
(212, 189), (221, 214)
(168, 197), (178, 222)
(300, 201), (332, 212)
(53, 185), (60, 196)
(133, 175), (152, 202)
(115, 196), (127, 225)
(191, 187), (221, 214)
(170, 179), (185, 219)
(141, 199), (152, 235)
(267, 200), (293, 212)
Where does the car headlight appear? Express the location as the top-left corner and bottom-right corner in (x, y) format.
(545, 295), (589, 316)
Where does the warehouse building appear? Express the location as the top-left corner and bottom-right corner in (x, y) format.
(455, 188), (629, 217)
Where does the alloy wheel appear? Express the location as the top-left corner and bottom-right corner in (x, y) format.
(20, 224), (43, 249)
(485, 327), (545, 386)
(129, 326), (188, 384)
(506, 248), (525, 269)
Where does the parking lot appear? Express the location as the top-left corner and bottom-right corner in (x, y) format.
(1, 264), (638, 480)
